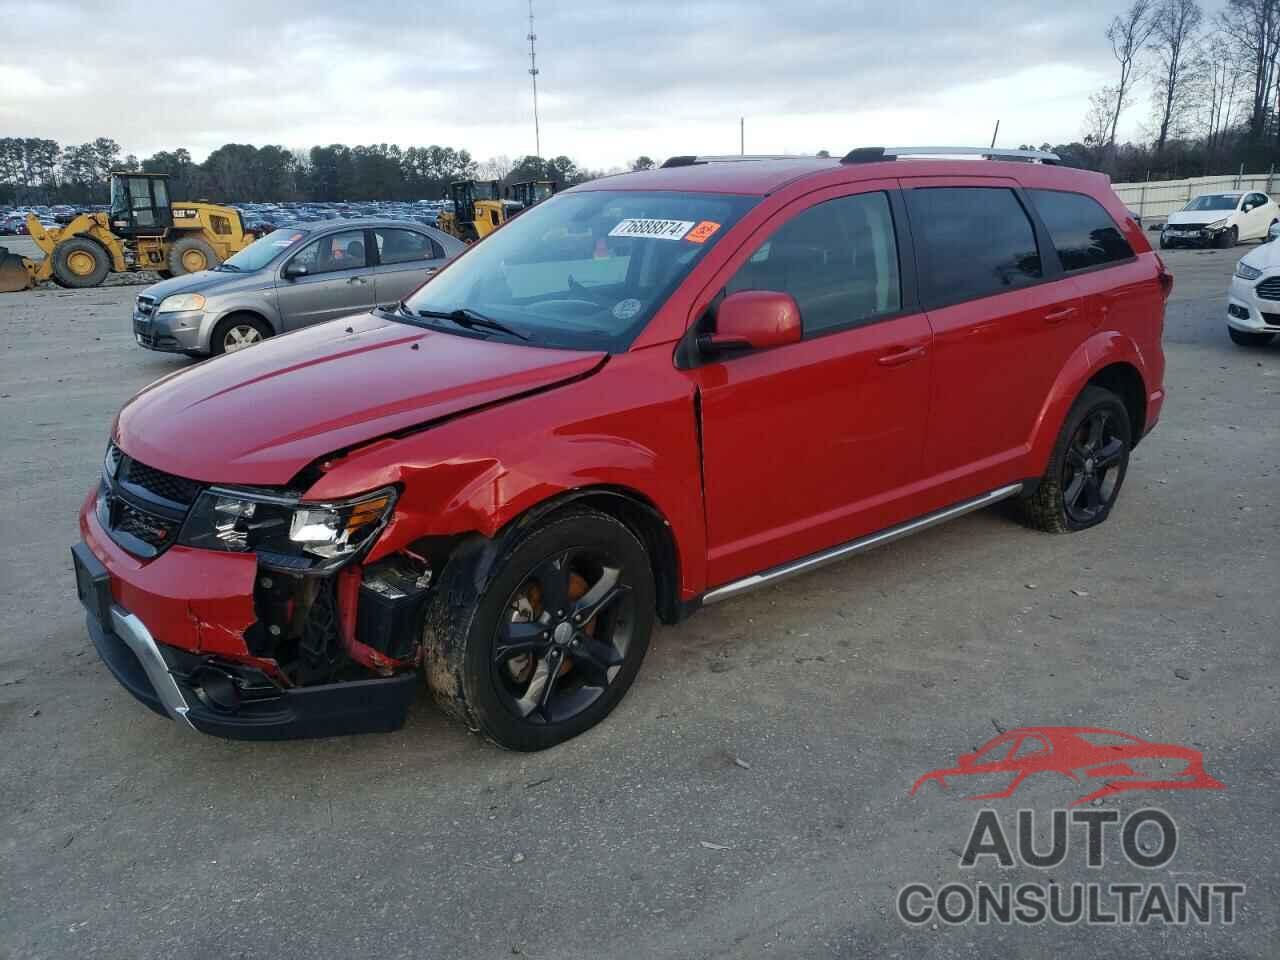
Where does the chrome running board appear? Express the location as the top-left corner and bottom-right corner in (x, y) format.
(702, 483), (1024, 605)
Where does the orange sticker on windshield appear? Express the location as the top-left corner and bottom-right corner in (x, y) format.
(685, 220), (721, 244)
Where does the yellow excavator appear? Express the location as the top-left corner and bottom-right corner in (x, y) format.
(0, 172), (254, 292)
(436, 179), (507, 244)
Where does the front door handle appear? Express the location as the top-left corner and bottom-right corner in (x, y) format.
(1044, 307), (1077, 325)
(878, 345), (928, 367)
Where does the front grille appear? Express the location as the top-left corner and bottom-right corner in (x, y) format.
(100, 443), (204, 558)
(121, 458), (202, 506)
(113, 499), (178, 549)
(1255, 277), (1280, 301)
(1262, 312), (1280, 327)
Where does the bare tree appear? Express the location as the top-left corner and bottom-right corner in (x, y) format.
(1220, 0), (1280, 140)
(1105, 0), (1159, 153)
(1195, 32), (1246, 156)
(477, 154), (513, 182)
(1151, 0), (1203, 150)
(1083, 87), (1118, 159)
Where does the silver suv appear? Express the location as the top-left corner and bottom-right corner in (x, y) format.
(132, 218), (465, 356)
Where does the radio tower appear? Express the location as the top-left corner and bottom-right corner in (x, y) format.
(527, 0), (542, 159)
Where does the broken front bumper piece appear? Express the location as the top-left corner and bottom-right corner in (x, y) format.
(73, 542), (417, 740)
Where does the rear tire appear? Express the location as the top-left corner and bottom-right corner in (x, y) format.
(167, 236), (218, 276)
(1021, 385), (1131, 534)
(210, 314), (270, 355)
(1228, 326), (1275, 347)
(51, 237), (109, 288)
(425, 507), (655, 751)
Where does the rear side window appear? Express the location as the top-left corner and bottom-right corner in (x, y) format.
(906, 187), (1042, 304)
(725, 191), (901, 335)
(1027, 189), (1134, 272)
(374, 228), (442, 265)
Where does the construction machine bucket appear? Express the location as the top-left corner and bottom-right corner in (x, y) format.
(0, 247), (34, 292)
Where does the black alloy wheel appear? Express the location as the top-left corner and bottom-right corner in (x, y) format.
(1061, 407), (1126, 526)
(492, 548), (635, 725)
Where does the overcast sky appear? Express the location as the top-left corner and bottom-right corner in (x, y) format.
(0, 0), (1222, 170)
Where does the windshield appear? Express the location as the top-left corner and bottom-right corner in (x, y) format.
(220, 228), (309, 272)
(404, 189), (758, 350)
(109, 177), (128, 220)
(1183, 194), (1239, 212)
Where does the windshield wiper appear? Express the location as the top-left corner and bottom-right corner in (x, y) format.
(414, 307), (529, 341)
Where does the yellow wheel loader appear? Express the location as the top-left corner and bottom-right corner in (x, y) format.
(507, 179), (557, 209)
(436, 179), (506, 244)
(0, 172), (254, 292)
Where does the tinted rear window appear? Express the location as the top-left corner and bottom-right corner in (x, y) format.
(906, 187), (1042, 304)
(1027, 189), (1134, 272)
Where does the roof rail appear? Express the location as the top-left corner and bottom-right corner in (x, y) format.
(841, 146), (1059, 165)
(660, 154), (818, 168)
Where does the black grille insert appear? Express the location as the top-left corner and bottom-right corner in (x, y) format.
(1255, 277), (1280, 301)
(113, 499), (177, 549)
(122, 458), (202, 506)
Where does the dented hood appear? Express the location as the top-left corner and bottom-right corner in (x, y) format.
(116, 311), (606, 485)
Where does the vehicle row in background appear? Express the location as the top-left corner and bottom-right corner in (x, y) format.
(0, 173), (253, 292)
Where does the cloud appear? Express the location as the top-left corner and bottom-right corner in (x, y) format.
(0, 0), (1143, 168)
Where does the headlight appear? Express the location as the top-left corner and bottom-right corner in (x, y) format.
(1206, 219), (1228, 231)
(1235, 261), (1263, 280)
(156, 293), (206, 313)
(178, 486), (396, 571)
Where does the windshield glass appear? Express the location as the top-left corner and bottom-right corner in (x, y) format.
(109, 177), (128, 220)
(1183, 194), (1238, 212)
(221, 228), (309, 272)
(404, 189), (759, 351)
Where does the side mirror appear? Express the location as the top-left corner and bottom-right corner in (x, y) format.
(699, 290), (801, 356)
(283, 261), (308, 280)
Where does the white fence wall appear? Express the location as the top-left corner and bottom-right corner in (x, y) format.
(1112, 172), (1279, 222)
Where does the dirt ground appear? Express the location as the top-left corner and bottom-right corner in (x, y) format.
(0, 244), (1276, 959)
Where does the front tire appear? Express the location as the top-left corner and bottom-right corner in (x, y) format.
(52, 237), (109, 288)
(1216, 226), (1238, 249)
(1228, 326), (1275, 347)
(1022, 385), (1131, 534)
(210, 314), (270, 355)
(426, 507), (655, 751)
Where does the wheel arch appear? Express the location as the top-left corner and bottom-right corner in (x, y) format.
(418, 485), (685, 626)
(1029, 333), (1152, 473)
(212, 307), (277, 336)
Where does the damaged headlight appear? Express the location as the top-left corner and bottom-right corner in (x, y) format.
(1206, 219), (1229, 232)
(178, 486), (397, 571)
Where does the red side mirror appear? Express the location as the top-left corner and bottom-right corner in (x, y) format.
(700, 290), (801, 355)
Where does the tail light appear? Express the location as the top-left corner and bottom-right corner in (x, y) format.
(1154, 253), (1174, 300)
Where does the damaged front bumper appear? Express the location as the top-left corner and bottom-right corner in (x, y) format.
(74, 513), (418, 741)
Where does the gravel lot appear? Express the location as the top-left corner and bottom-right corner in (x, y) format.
(1, 245), (1277, 959)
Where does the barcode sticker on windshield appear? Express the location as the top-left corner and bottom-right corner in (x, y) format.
(609, 218), (696, 240)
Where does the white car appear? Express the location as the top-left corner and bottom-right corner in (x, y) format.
(1226, 243), (1280, 346)
(1162, 191), (1279, 249)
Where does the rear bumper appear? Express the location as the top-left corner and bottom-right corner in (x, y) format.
(74, 535), (418, 741)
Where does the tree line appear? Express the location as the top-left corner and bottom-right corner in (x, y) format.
(1030, 0), (1280, 182)
(0, 137), (657, 206)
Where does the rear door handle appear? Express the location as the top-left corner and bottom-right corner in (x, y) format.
(1044, 307), (1077, 325)
(347, 276), (368, 285)
(877, 345), (928, 367)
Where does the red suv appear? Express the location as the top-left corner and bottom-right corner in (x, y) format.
(73, 147), (1168, 749)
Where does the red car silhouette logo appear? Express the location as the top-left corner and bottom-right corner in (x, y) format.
(910, 726), (1224, 807)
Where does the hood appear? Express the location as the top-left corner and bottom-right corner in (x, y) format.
(1166, 210), (1232, 227)
(1239, 238), (1280, 271)
(115, 311), (607, 486)
(140, 268), (258, 300)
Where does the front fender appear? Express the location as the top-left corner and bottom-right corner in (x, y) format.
(304, 350), (708, 598)
(1026, 330), (1150, 475)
